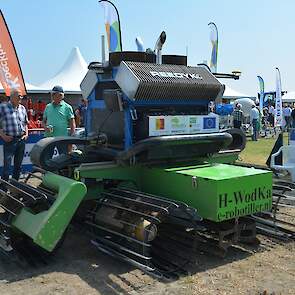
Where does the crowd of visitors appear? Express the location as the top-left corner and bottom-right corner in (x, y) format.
(231, 101), (295, 141)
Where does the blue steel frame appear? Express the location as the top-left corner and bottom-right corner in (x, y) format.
(85, 67), (212, 150)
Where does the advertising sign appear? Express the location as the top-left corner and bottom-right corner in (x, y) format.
(149, 115), (219, 136)
(0, 10), (27, 96)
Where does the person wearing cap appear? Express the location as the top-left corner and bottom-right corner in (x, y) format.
(232, 103), (243, 129)
(43, 86), (76, 154)
(0, 90), (28, 182)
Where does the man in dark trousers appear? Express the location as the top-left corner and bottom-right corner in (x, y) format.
(0, 91), (28, 182)
(232, 103), (243, 129)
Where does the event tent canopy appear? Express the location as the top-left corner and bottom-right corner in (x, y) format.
(38, 47), (88, 93)
(222, 85), (255, 99)
(282, 91), (295, 103)
(1, 47), (88, 94)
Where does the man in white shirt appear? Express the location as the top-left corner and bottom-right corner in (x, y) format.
(268, 104), (275, 127)
(250, 105), (260, 141)
(283, 104), (292, 131)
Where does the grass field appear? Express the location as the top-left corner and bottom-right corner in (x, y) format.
(239, 133), (287, 166)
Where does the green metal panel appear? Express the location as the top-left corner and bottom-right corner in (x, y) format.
(76, 163), (141, 200)
(139, 164), (272, 222)
(12, 172), (87, 251)
(76, 162), (272, 222)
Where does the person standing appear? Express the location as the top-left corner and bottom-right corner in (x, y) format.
(232, 103), (243, 129)
(0, 95), (9, 105)
(262, 107), (268, 128)
(250, 105), (260, 141)
(43, 86), (76, 155)
(283, 104), (292, 131)
(291, 104), (295, 128)
(268, 103), (275, 127)
(75, 98), (88, 127)
(0, 91), (28, 182)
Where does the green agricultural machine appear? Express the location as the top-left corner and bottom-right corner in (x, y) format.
(0, 50), (275, 278)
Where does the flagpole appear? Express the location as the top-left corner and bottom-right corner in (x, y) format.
(208, 22), (218, 73)
(99, 0), (123, 51)
(257, 75), (265, 114)
(275, 67), (283, 129)
(208, 22), (218, 40)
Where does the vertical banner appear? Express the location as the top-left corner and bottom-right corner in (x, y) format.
(99, 0), (122, 52)
(0, 10), (27, 96)
(275, 67), (283, 127)
(208, 22), (218, 73)
(135, 36), (144, 52)
(257, 75), (265, 113)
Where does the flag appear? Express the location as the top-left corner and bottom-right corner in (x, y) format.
(208, 22), (218, 73)
(135, 36), (144, 52)
(0, 10), (26, 96)
(257, 75), (265, 113)
(275, 67), (283, 127)
(99, 0), (122, 52)
(203, 117), (216, 129)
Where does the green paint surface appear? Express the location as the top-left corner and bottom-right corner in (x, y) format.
(12, 172), (87, 251)
(139, 164), (272, 221)
(77, 162), (272, 222)
(175, 163), (268, 180)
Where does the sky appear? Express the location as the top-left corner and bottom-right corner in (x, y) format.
(1, 0), (295, 96)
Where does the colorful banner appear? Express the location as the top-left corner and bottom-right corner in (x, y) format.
(0, 10), (27, 96)
(208, 22), (218, 73)
(149, 115), (219, 136)
(257, 75), (265, 113)
(275, 67), (283, 127)
(99, 0), (122, 52)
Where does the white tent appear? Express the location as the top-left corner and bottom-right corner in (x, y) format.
(38, 47), (88, 93)
(282, 91), (295, 103)
(25, 83), (42, 90)
(222, 85), (255, 99)
(0, 82), (42, 93)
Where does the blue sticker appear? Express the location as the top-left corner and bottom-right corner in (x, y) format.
(203, 117), (216, 129)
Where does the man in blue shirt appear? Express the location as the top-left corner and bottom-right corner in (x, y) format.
(75, 98), (87, 127)
(0, 91), (28, 182)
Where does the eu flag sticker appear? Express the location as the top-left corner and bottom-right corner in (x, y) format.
(203, 117), (216, 129)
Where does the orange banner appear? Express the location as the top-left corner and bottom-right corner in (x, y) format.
(0, 10), (27, 96)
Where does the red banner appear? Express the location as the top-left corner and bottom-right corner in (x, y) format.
(0, 10), (27, 96)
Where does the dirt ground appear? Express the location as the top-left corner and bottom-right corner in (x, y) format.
(0, 176), (294, 295)
(0, 223), (294, 295)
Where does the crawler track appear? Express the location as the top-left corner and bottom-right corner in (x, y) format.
(84, 187), (205, 279)
(83, 188), (259, 279)
(0, 175), (54, 266)
(252, 179), (295, 240)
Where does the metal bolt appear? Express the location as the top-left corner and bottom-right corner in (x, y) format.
(192, 176), (198, 188)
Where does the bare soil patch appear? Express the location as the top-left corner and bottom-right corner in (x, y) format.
(0, 224), (294, 295)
